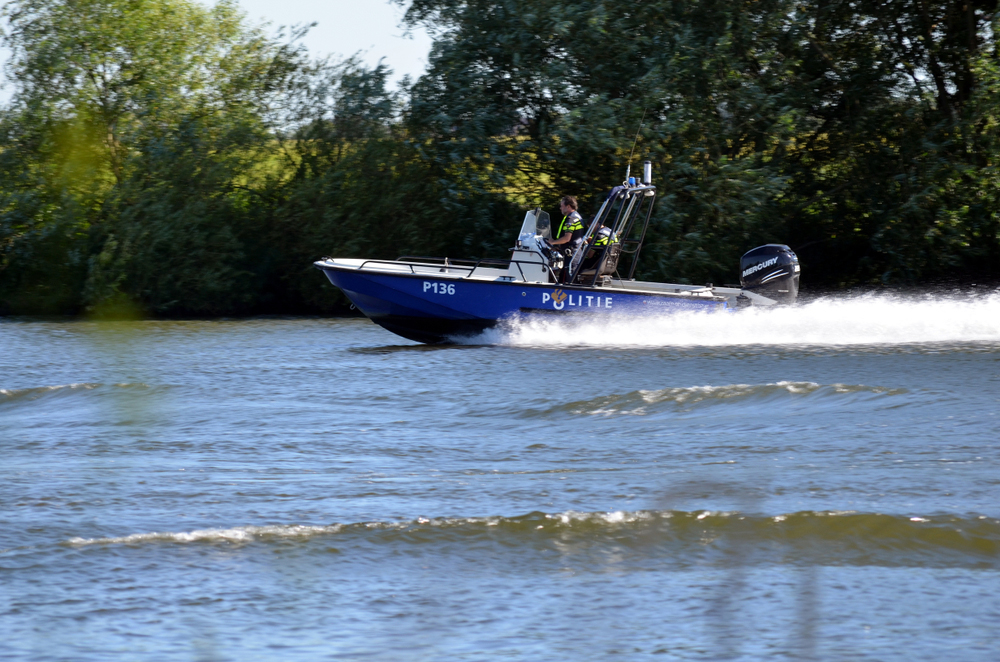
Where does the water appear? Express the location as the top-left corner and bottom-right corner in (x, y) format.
(3, 293), (1000, 661)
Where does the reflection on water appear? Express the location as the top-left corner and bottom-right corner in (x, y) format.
(349, 342), (484, 355)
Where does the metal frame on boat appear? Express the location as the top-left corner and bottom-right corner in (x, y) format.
(315, 162), (800, 343)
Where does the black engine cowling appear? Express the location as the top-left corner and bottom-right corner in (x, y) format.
(739, 244), (800, 304)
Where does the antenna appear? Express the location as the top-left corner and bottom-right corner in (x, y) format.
(625, 107), (648, 181)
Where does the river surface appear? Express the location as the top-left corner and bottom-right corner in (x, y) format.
(3, 293), (1000, 661)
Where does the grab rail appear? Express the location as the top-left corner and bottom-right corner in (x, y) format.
(347, 255), (559, 283)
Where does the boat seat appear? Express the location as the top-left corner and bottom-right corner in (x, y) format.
(574, 242), (621, 284)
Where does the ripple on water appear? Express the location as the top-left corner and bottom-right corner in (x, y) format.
(498, 381), (920, 419)
(0, 382), (160, 407)
(59, 510), (1000, 569)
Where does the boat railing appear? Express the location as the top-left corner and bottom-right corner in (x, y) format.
(395, 256), (479, 269)
(567, 185), (657, 287)
(350, 255), (558, 283)
(350, 258), (470, 276)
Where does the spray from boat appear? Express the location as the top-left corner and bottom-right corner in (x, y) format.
(472, 290), (1000, 348)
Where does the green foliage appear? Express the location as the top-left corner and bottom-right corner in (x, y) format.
(0, 0), (312, 314)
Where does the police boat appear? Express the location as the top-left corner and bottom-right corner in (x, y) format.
(314, 162), (800, 344)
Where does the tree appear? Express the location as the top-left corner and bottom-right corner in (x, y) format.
(0, 0), (308, 314)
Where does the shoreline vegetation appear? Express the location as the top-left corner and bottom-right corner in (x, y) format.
(2, 0), (999, 318)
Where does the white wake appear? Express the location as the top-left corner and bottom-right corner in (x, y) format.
(474, 291), (1000, 348)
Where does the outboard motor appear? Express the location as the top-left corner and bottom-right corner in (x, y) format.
(740, 244), (800, 304)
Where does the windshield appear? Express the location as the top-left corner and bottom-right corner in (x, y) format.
(535, 211), (551, 239)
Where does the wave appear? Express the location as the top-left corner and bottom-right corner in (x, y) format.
(67, 524), (344, 546)
(0, 382), (155, 406)
(64, 510), (1000, 568)
(512, 381), (908, 418)
(475, 291), (1000, 348)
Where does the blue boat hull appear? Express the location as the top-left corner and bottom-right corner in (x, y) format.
(318, 264), (728, 343)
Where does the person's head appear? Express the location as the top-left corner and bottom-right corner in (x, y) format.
(560, 196), (578, 215)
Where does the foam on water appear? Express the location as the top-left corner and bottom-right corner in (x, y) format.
(476, 291), (1000, 347)
(0, 383), (101, 400)
(66, 524), (345, 546)
(61, 512), (658, 547)
(60, 511), (1000, 567)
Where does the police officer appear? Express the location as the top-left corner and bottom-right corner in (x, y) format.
(547, 196), (585, 283)
(581, 225), (619, 272)
(549, 196), (584, 253)
(591, 225), (619, 250)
